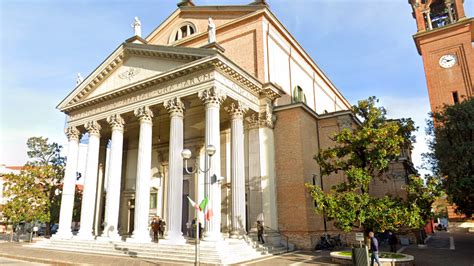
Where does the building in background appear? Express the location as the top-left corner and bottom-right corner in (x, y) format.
(409, 0), (473, 111)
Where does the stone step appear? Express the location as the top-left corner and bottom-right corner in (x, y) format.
(29, 235), (290, 264)
(31, 245), (224, 263)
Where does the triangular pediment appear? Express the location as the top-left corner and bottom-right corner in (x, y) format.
(58, 43), (217, 111)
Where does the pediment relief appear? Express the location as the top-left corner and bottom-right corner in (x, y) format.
(58, 43), (217, 111)
(84, 56), (188, 100)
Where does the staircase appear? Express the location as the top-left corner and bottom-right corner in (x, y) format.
(245, 228), (295, 256)
(28, 233), (293, 265)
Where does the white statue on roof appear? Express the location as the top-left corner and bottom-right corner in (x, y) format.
(132, 17), (142, 37)
(76, 73), (84, 85)
(208, 17), (216, 43)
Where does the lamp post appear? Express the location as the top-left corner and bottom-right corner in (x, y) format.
(181, 145), (216, 266)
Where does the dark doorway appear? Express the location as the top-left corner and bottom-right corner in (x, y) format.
(182, 180), (190, 234)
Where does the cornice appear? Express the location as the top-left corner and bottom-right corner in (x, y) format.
(58, 43), (220, 111)
(60, 54), (264, 114)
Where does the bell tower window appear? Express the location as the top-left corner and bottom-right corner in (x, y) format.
(170, 22), (197, 43)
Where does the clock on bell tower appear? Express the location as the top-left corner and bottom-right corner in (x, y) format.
(409, 0), (473, 111)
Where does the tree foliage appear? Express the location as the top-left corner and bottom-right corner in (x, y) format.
(3, 137), (65, 230)
(306, 97), (439, 233)
(425, 98), (474, 217)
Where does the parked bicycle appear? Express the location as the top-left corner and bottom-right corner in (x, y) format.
(315, 233), (344, 250)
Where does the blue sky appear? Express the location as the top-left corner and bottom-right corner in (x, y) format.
(1, 0), (472, 173)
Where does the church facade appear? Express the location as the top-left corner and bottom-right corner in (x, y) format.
(54, 0), (409, 249)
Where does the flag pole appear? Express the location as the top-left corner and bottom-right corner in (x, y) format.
(195, 213), (200, 266)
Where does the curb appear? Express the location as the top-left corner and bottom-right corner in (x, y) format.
(0, 252), (74, 265)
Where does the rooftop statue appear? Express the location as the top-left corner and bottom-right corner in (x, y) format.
(76, 73), (84, 85)
(208, 17), (216, 44)
(132, 17), (142, 37)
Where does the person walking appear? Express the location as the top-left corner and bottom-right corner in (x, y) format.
(158, 219), (166, 238)
(388, 231), (398, 253)
(151, 217), (160, 242)
(257, 221), (265, 244)
(369, 231), (381, 266)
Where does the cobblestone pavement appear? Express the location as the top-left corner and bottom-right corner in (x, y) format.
(402, 231), (474, 266)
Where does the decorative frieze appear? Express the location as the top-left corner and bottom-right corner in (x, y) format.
(68, 72), (214, 121)
(164, 97), (185, 117)
(134, 106), (154, 122)
(106, 114), (125, 129)
(225, 101), (248, 120)
(85, 121), (101, 136)
(198, 86), (227, 107)
(64, 126), (81, 141)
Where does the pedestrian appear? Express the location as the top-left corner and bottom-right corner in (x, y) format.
(151, 217), (160, 242)
(186, 220), (191, 237)
(198, 221), (203, 240)
(369, 231), (381, 266)
(257, 221), (265, 244)
(388, 231), (398, 253)
(159, 219), (166, 238)
(191, 218), (196, 238)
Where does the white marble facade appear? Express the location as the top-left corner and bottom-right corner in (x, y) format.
(54, 43), (281, 243)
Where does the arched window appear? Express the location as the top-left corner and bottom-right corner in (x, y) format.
(170, 22), (197, 43)
(292, 86), (307, 104)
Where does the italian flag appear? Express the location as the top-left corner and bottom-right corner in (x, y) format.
(187, 196), (212, 221)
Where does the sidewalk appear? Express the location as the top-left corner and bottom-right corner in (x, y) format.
(401, 231), (473, 266)
(0, 242), (195, 265)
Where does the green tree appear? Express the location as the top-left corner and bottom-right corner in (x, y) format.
(306, 97), (436, 233)
(3, 137), (65, 236)
(425, 98), (474, 217)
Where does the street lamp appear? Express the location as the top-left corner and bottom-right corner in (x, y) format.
(182, 145), (216, 174)
(181, 144), (216, 266)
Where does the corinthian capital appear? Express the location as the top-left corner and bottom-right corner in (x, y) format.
(198, 87), (226, 107)
(85, 121), (101, 136)
(134, 106), (154, 122)
(107, 114), (125, 129)
(225, 101), (248, 120)
(64, 126), (80, 141)
(164, 97), (185, 117)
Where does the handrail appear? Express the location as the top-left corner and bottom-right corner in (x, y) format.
(262, 225), (290, 252)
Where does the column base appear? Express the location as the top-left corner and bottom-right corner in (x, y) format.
(126, 233), (151, 243)
(97, 234), (122, 242)
(74, 233), (96, 241)
(164, 231), (186, 245)
(230, 230), (245, 239)
(203, 231), (223, 242)
(51, 230), (73, 240)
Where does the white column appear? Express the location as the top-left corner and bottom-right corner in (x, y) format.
(77, 121), (101, 240)
(164, 97), (186, 243)
(100, 114), (125, 240)
(128, 106), (153, 243)
(54, 126), (81, 239)
(225, 102), (248, 238)
(198, 87), (226, 241)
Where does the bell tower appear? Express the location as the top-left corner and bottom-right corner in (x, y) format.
(409, 0), (473, 111)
